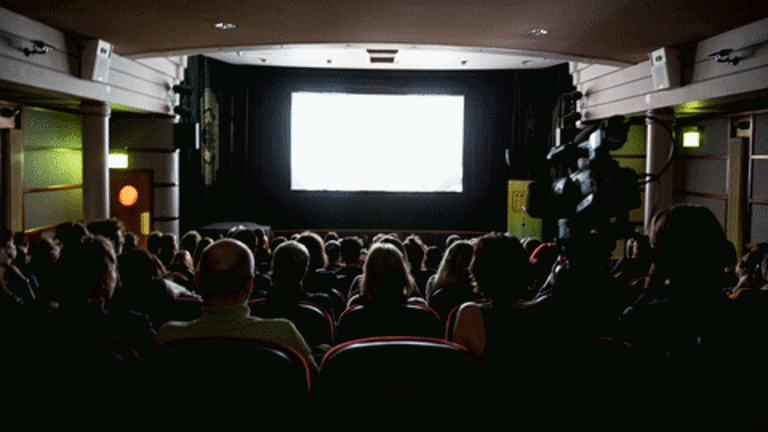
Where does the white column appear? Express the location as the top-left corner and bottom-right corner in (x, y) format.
(80, 100), (111, 223)
(644, 108), (675, 234)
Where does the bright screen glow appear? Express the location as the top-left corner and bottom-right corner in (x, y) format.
(291, 92), (464, 193)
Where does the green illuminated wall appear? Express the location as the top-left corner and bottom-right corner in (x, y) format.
(23, 108), (83, 231)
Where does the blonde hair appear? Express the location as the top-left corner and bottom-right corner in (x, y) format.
(169, 249), (194, 271)
(432, 240), (474, 293)
(360, 243), (415, 304)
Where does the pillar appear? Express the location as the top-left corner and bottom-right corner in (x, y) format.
(80, 100), (111, 223)
(644, 108), (675, 234)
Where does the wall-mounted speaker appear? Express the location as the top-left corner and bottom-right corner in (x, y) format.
(81, 39), (113, 82)
(650, 47), (680, 91)
(174, 122), (200, 150)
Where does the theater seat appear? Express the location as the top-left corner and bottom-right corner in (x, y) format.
(335, 303), (442, 345)
(248, 298), (335, 347)
(153, 338), (311, 410)
(314, 336), (479, 414)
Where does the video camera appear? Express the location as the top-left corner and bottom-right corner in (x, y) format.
(527, 115), (643, 248)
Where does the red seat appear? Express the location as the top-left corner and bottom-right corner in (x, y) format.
(154, 338), (311, 409)
(335, 303), (441, 345)
(315, 336), (479, 412)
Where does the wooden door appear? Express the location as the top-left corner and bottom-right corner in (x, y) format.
(110, 169), (153, 250)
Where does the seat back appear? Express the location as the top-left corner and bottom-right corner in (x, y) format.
(249, 298), (334, 346)
(444, 299), (491, 340)
(153, 338), (311, 409)
(315, 336), (478, 412)
(335, 303), (442, 345)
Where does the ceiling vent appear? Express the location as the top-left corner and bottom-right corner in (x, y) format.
(367, 49), (398, 64)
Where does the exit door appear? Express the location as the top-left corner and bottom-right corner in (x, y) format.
(110, 169), (153, 250)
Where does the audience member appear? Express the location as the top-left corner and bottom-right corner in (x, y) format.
(193, 237), (213, 267)
(157, 233), (178, 267)
(87, 218), (126, 256)
(122, 232), (139, 253)
(619, 204), (768, 428)
(47, 234), (155, 357)
(263, 240), (336, 345)
(427, 240), (480, 326)
(335, 242), (441, 344)
(155, 238), (318, 374)
(179, 230), (201, 255)
(253, 228), (272, 274)
(403, 235), (432, 295)
(324, 240), (342, 272)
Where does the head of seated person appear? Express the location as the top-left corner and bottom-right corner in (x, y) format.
(649, 204), (732, 292)
(87, 218), (126, 256)
(471, 233), (532, 306)
(297, 231), (327, 273)
(196, 239), (255, 307)
(56, 234), (118, 309)
(179, 230), (201, 255)
(271, 240), (309, 288)
(433, 240), (474, 293)
(360, 243), (415, 305)
(340, 236), (363, 267)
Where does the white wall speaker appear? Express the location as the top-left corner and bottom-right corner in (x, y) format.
(650, 47), (680, 91)
(81, 39), (113, 82)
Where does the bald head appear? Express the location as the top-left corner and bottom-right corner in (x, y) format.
(197, 238), (255, 297)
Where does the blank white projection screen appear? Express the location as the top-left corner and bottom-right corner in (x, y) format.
(291, 92), (464, 192)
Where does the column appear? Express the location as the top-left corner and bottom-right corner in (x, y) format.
(80, 100), (111, 223)
(644, 108), (675, 234)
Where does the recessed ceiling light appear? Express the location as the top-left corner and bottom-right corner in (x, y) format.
(529, 28), (549, 36)
(214, 22), (236, 30)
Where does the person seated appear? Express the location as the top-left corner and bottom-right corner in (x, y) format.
(122, 232), (139, 253)
(252, 228), (273, 274)
(167, 250), (197, 293)
(46, 234), (156, 359)
(0, 228), (36, 306)
(156, 233), (178, 267)
(87, 218), (126, 256)
(728, 251), (765, 299)
(324, 240), (343, 272)
(335, 243), (441, 344)
(179, 230), (201, 256)
(297, 231), (340, 309)
(155, 238), (318, 374)
(619, 204), (768, 428)
(452, 233), (545, 362)
(403, 235), (433, 296)
(259, 240), (335, 348)
(427, 240), (480, 328)
(334, 236), (364, 296)
(111, 249), (199, 329)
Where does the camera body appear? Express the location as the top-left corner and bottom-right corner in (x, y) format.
(527, 115), (641, 247)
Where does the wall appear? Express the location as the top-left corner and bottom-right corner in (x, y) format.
(0, 6), (186, 237)
(110, 116), (180, 240)
(571, 18), (768, 121)
(22, 107), (83, 231)
(0, 6), (185, 114)
(750, 112), (768, 245)
(671, 117), (730, 228)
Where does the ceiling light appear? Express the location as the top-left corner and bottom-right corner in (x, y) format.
(529, 28), (549, 36)
(214, 22), (236, 30)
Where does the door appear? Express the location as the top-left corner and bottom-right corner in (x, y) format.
(110, 169), (153, 250)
